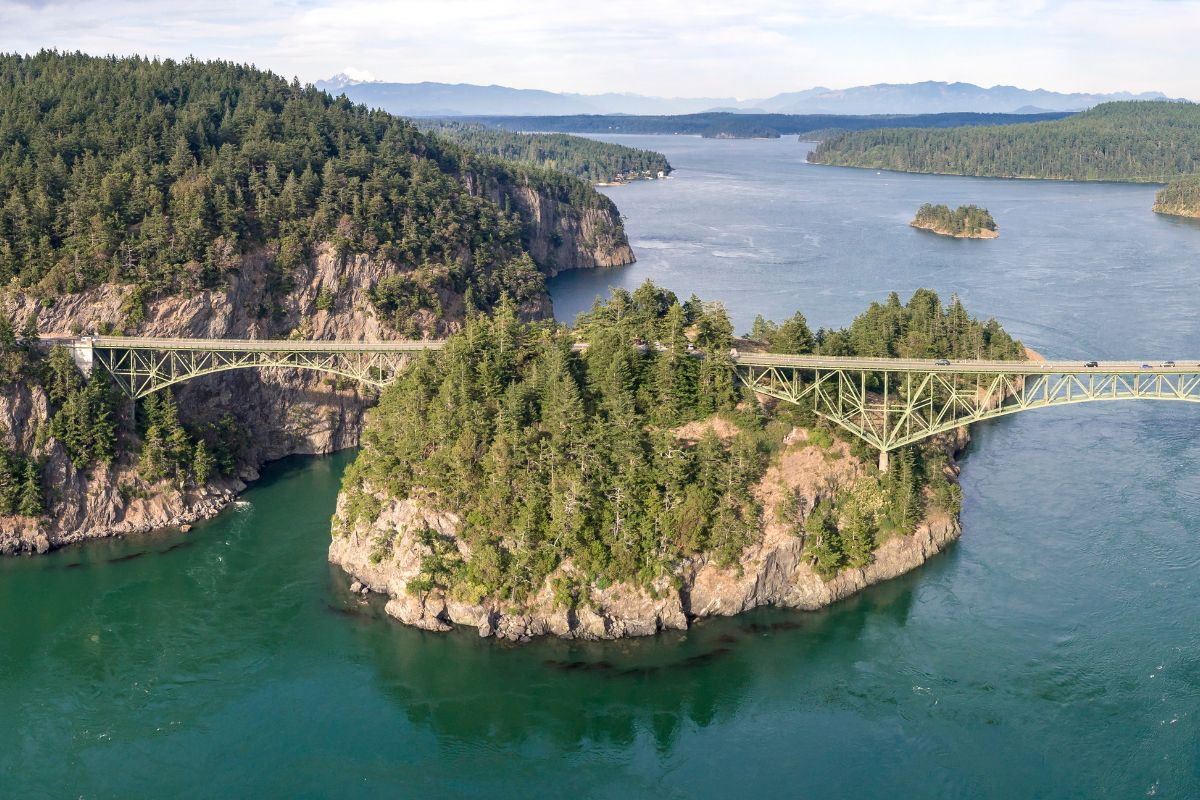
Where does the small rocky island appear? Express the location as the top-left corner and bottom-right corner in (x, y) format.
(911, 203), (999, 238)
(1152, 176), (1200, 218)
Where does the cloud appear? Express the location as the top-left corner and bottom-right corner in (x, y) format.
(0, 0), (1196, 98)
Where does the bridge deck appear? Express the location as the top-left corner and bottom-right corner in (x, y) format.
(86, 336), (444, 353)
(731, 353), (1197, 374)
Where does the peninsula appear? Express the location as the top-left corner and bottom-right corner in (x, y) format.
(1153, 176), (1200, 218)
(911, 204), (999, 238)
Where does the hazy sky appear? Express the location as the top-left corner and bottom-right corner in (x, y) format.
(2, 0), (1198, 99)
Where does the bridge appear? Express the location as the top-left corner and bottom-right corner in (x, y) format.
(65, 336), (1199, 471)
(735, 353), (1200, 469)
(67, 336), (443, 398)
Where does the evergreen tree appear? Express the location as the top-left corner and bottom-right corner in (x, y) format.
(16, 461), (42, 517)
(192, 439), (214, 486)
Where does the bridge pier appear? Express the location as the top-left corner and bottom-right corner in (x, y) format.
(70, 336), (94, 376)
(878, 449), (889, 473)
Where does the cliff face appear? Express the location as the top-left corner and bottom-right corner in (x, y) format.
(469, 176), (635, 274)
(329, 426), (966, 641)
(0, 181), (632, 555)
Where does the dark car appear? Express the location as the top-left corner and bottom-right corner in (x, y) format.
(1141, 363), (1152, 369)
(934, 359), (951, 366)
(1084, 361), (1099, 368)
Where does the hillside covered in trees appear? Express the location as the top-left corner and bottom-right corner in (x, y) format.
(336, 283), (1023, 613)
(462, 111), (1071, 139)
(0, 51), (637, 554)
(910, 204), (998, 238)
(0, 51), (629, 317)
(415, 121), (671, 184)
(808, 101), (1200, 182)
(1153, 176), (1200, 218)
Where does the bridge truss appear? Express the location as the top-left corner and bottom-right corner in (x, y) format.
(733, 355), (1200, 467)
(79, 337), (444, 399)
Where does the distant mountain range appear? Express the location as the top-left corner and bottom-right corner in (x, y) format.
(316, 75), (1185, 117)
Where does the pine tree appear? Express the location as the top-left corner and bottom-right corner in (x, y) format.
(0, 446), (15, 514)
(192, 439), (214, 486)
(17, 461), (42, 517)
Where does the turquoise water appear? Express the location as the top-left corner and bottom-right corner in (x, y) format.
(4, 136), (1200, 797)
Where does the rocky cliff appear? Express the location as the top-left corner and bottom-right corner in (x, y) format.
(329, 425), (967, 640)
(0, 182), (631, 555)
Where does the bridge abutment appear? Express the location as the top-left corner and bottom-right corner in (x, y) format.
(878, 449), (889, 473)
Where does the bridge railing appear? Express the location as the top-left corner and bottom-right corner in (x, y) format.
(87, 336), (445, 353)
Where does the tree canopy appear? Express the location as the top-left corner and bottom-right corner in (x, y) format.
(809, 101), (1200, 182)
(415, 120), (671, 184)
(0, 51), (622, 323)
(339, 282), (1026, 605)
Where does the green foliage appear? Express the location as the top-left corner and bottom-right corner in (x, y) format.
(467, 111), (1071, 138)
(137, 390), (231, 487)
(16, 460), (43, 517)
(912, 203), (997, 236)
(0, 441), (39, 516)
(810, 101), (1200, 182)
(812, 288), (1025, 361)
(345, 283), (1024, 596)
(416, 120), (672, 183)
(341, 289), (761, 605)
(1153, 175), (1200, 217)
(749, 311), (815, 354)
(44, 347), (118, 469)
(0, 51), (625, 331)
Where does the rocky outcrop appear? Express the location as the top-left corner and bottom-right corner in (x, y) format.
(0, 381), (241, 555)
(1, 179), (632, 554)
(330, 426), (967, 641)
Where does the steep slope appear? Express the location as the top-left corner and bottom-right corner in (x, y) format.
(0, 51), (633, 554)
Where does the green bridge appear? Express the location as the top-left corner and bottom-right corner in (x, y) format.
(69, 336), (1200, 470)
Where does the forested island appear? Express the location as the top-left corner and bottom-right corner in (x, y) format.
(0, 51), (635, 555)
(808, 101), (1200, 182)
(331, 282), (1025, 640)
(459, 111), (1071, 139)
(911, 204), (998, 238)
(1153, 176), (1200, 218)
(414, 120), (672, 184)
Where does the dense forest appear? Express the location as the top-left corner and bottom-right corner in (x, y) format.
(338, 283), (1024, 605)
(910, 204), (998, 238)
(809, 101), (1200, 181)
(415, 121), (671, 183)
(460, 111), (1070, 139)
(0, 313), (242, 517)
(0, 51), (622, 318)
(1153, 175), (1200, 218)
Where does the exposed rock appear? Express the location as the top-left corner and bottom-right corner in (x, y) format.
(329, 424), (969, 641)
(2, 178), (629, 555)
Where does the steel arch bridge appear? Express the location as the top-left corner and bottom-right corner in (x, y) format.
(732, 353), (1200, 469)
(62, 336), (1199, 470)
(70, 336), (444, 399)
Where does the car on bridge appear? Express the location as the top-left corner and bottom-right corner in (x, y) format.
(1162, 361), (1176, 367)
(1141, 363), (1152, 369)
(934, 359), (951, 366)
(1084, 361), (1099, 368)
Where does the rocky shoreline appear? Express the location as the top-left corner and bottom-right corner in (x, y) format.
(329, 426), (969, 641)
(0, 175), (630, 556)
(910, 220), (1000, 239)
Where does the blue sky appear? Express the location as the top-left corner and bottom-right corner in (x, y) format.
(1, 0), (1197, 99)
